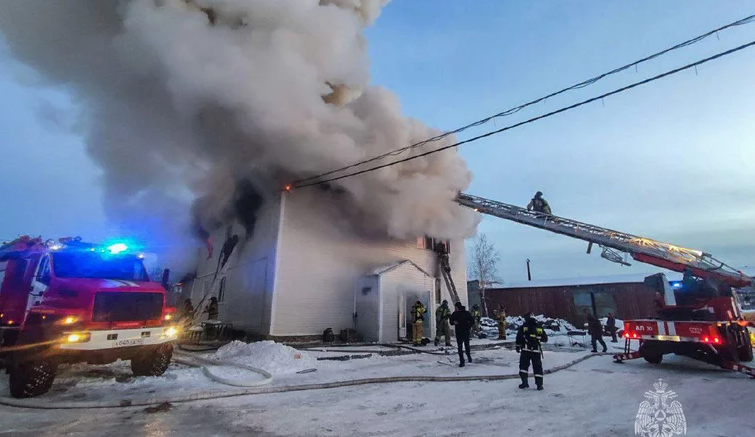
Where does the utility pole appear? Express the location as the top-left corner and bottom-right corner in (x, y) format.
(526, 259), (532, 281)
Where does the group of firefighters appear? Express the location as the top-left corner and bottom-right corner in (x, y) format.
(410, 299), (548, 389)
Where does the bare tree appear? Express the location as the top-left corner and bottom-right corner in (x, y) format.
(469, 234), (501, 317)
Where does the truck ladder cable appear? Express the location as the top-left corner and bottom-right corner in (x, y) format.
(456, 193), (752, 286)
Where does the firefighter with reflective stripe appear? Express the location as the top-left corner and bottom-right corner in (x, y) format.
(515, 312), (548, 390)
(435, 300), (452, 347)
(526, 191), (552, 215)
(497, 305), (507, 340)
(411, 300), (427, 346)
(471, 304), (482, 333)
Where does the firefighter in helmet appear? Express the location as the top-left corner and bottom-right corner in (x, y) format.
(497, 305), (507, 340)
(471, 304), (482, 334)
(411, 300), (427, 346)
(435, 300), (452, 347)
(434, 241), (451, 274)
(526, 191), (552, 215)
(206, 297), (219, 320)
(515, 312), (548, 390)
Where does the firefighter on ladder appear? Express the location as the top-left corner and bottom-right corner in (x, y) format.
(516, 312), (548, 390)
(497, 305), (507, 340)
(527, 191), (552, 215)
(411, 300), (427, 346)
(435, 241), (451, 273)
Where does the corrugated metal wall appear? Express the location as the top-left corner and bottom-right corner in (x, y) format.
(484, 282), (658, 326)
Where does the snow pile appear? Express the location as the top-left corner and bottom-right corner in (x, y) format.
(212, 341), (316, 375)
(505, 314), (579, 334)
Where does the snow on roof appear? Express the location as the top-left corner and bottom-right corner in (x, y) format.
(369, 260), (433, 277)
(498, 266), (755, 290)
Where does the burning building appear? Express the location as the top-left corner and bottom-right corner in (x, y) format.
(184, 187), (468, 342)
(0, 0), (479, 341)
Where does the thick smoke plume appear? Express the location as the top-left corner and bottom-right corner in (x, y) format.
(0, 0), (479, 267)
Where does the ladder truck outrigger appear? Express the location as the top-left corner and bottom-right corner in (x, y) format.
(454, 193), (755, 378)
(0, 236), (180, 398)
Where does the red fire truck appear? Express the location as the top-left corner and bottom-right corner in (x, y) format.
(615, 272), (754, 376)
(0, 236), (179, 398)
(455, 193), (755, 377)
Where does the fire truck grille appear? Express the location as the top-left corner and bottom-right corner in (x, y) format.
(92, 292), (163, 323)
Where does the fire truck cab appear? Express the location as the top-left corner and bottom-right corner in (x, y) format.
(0, 236), (178, 398)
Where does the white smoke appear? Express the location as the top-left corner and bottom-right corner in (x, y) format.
(0, 0), (479, 267)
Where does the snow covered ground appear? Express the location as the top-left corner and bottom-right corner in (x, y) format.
(2, 347), (754, 437)
(0, 341), (590, 404)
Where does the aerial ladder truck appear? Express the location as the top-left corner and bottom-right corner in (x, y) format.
(453, 193), (755, 377)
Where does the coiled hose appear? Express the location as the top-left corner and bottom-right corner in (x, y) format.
(172, 350), (273, 388)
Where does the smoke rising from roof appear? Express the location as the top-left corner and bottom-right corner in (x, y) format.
(0, 0), (479, 266)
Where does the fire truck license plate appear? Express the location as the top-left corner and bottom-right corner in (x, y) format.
(114, 338), (144, 347)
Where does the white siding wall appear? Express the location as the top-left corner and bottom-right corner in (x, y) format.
(379, 263), (435, 342)
(191, 195), (282, 335)
(271, 189), (468, 337)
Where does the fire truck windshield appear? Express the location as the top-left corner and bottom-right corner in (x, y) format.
(52, 252), (149, 281)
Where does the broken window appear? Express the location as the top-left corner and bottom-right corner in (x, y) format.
(418, 236), (451, 255)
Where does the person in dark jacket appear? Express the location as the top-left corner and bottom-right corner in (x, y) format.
(586, 312), (607, 353)
(515, 312), (548, 390)
(606, 313), (618, 343)
(450, 302), (475, 367)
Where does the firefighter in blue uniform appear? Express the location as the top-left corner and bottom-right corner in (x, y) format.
(515, 312), (548, 390)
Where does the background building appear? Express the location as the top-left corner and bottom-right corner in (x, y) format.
(480, 268), (755, 326)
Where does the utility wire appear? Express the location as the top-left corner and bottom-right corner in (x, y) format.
(293, 39), (755, 188)
(292, 13), (755, 187)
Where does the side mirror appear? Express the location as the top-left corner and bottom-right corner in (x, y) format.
(161, 268), (170, 290)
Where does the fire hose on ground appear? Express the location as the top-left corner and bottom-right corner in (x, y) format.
(0, 352), (611, 410)
(172, 350), (274, 388)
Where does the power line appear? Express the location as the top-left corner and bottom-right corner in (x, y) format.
(292, 13), (755, 187)
(293, 39), (755, 188)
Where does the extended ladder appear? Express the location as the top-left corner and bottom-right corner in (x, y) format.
(438, 255), (460, 304)
(456, 193), (752, 287)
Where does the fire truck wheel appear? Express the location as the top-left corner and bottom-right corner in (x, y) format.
(8, 360), (58, 398)
(131, 343), (173, 377)
(639, 343), (663, 364)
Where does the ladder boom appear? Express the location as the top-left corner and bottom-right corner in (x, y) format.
(456, 193), (752, 288)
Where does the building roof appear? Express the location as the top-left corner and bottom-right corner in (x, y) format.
(497, 266), (755, 290)
(369, 260), (433, 278)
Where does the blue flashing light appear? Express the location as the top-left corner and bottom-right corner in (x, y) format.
(107, 243), (129, 254)
(671, 281), (682, 289)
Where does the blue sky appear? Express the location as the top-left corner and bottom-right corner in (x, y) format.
(366, 1), (755, 282)
(1, 1), (754, 282)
